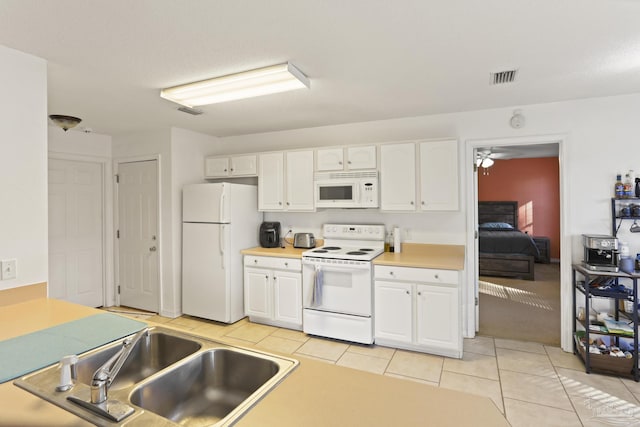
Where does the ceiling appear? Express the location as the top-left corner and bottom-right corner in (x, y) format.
(1, 0), (639, 138)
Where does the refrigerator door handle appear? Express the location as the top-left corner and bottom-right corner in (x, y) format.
(219, 192), (225, 223)
(220, 224), (225, 269)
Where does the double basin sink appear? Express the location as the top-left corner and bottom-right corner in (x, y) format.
(15, 326), (298, 426)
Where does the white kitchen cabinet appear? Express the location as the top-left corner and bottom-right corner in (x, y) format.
(374, 281), (413, 344)
(380, 142), (416, 211)
(374, 265), (462, 358)
(244, 256), (302, 330)
(316, 145), (376, 171)
(258, 150), (314, 211)
(419, 140), (459, 211)
(258, 152), (285, 210)
(285, 150), (314, 211)
(205, 154), (257, 178)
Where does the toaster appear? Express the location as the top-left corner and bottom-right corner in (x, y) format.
(293, 233), (316, 249)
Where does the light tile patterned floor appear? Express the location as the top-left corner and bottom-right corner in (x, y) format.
(115, 309), (640, 426)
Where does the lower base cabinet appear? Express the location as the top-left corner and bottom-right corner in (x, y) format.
(374, 265), (462, 358)
(244, 256), (302, 330)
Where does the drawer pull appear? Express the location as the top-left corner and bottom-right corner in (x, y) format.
(434, 274), (439, 279)
(254, 259), (258, 264)
(405, 290), (410, 295)
(389, 271), (394, 276)
(285, 262), (289, 267)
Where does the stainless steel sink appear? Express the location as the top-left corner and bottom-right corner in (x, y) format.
(130, 349), (283, 426)
(14, 326), (298, 426)
(74, 331), (201, 390)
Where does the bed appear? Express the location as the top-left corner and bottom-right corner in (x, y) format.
(478, 201), (540, 281)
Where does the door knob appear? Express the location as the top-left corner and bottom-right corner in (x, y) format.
(149, 246), (157, 252)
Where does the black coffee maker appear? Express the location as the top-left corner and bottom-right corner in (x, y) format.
(259, 222), (281, 248)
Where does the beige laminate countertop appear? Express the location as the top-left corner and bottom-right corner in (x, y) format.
(0, 299), (507, 426)
(374, 243), (465, 270)
(243, 242), (465, 270)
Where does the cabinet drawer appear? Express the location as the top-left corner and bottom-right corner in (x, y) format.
(244, 256), (301, 271)
(374, 265), (458, 285)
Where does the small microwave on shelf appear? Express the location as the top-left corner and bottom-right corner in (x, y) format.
(314, 171), (379, 208)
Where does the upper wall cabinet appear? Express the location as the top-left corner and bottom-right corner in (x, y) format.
(316, 145), (376, 171)
(205, 154), (257, 178)
(258, 150), (314, 212)
(419, 140), (459, 211)
(380, 139), (459, 212)
(380, 142), (417, 211)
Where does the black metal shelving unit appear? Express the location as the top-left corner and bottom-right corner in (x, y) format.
(572, 264), (640, 381)
(612, 197), (640, 237)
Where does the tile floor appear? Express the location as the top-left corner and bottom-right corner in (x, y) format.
(112, 308), (640, 427)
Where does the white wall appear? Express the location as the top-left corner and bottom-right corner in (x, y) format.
(0, 46), (48, 291)
(170, 127), (220, 316)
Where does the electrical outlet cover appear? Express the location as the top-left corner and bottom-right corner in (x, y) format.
(1, 259), (17, 280)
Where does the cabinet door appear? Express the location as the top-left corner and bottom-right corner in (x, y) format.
(316, 148), (344, 171)
(415, 283), (460, 351)
(204, 157), (229, 178)
(347, 145), (376, 170)
(244, 268), (271, 318)
(419, 140), (459, 211)
(273, 271), (302, 326)
(258, 152), (284, 211)
(230, 155), (257, 176)
(285, 150), (315, 211)
(380, 143), (416, 211)
(374, 280), (413, 343)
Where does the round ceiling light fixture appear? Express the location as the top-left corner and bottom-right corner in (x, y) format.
(49, 115), (82, 131)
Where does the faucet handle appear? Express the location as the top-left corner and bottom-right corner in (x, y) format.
(56, 354), (78, 392)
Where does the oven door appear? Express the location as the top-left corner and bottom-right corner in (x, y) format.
(315, 181), (359, 208)
(302, 257), (372, 316)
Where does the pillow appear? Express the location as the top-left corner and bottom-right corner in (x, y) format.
(479, 222), (514, 230)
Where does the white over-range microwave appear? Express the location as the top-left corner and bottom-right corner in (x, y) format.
(314, 171), (379, 208)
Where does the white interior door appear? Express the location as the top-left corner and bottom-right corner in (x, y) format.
(117, 160), (159, 312)
(48, 158), (104, 307)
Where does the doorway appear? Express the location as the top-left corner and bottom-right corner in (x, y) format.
(115, 159), (160, 313)
(48, 158), (104, 307)
(465, 135), (570, 350)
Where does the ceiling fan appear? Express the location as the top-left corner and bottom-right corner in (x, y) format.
(475, 147), (525, 174)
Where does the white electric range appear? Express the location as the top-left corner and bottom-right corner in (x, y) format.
(301, 224), (385, 344)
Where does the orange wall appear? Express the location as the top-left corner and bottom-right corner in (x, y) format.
(478, 157), (560, 259)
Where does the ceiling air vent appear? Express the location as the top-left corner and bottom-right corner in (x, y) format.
(177, 106), (203, 115)
(490, 69), (518, 85)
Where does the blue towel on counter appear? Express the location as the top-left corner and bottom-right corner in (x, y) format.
(312, 265), (323, 307)
(0, 313), (146, 383)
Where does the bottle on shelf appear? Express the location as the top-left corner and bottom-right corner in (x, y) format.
(615, 174), (624, 198)
(636, 174), (640, 198)
(384, 232), (391, 252)
(624, 171), (634, 198)
(388, 229), (395, 252)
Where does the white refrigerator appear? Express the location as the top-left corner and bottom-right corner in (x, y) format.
(182, 182), (262, 323)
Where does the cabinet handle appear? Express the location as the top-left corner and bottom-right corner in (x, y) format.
(265, 275), (268, 279)
(410, 201), (414, 205)
(421, 201), (425, 205)
(434, 274), (439, 279)
(405, 290), (410, 295)
(389, 271), (394, 276)
(224, 168), (227, 172)
(348, 160), (352, 164)
(254, 259), (258, 264)
(279, 201), (282, 205)
(418, 291), (422, 296)
(339, 161), (343, 165)
(285, 262), (289, 267)
(230, 168), (234, 172)
(286, 202), (290, 206)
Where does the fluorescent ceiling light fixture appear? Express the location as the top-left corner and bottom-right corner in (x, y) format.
(160, 62), (310, 107)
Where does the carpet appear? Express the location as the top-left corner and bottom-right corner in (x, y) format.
(0, 312), (146, 383)
(478, 263), (561, 346)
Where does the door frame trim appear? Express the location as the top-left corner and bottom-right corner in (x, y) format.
(48, 152), (112, 307)
(463, 133), (571, 351)
(113, 155), (162, 312)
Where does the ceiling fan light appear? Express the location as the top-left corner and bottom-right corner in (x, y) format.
(48, 115), (82, 131)
(482, 158), (494, 168)
(160, 62), (310, 107)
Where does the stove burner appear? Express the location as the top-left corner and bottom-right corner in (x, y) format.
(322, 246), (341, 250)
(346, 251), (367, 255)
(312, 249), (328, 253)
(359, 248), (374, 251)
